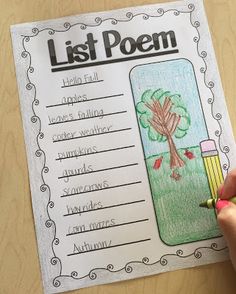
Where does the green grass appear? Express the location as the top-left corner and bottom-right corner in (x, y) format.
(146, 146), (221, 245)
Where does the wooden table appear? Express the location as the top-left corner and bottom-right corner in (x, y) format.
(0, 0), (236, 293)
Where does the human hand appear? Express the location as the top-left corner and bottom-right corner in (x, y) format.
(217, 169), (236, 270)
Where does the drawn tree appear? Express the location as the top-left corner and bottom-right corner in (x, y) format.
(136, 88), (190, 169)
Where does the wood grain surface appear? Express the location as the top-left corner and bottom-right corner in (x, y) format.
(0, 0), (236, 293)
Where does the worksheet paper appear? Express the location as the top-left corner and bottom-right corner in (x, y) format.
(11, 0), (236, 293)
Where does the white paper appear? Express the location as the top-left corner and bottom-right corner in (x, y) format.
(11, 0), (236, 293)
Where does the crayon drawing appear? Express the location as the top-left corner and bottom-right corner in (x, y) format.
(130, 59), (221, 245)
(136, 88), (190, 178)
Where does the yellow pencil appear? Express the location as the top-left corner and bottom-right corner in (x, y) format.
(200, 140), (224, 199)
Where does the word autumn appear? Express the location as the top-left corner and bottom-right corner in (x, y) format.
(48, 30), (178, 69)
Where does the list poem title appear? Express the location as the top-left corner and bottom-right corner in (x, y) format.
(47, 29), (178, 70)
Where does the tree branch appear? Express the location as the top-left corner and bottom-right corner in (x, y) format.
(148, 119), (166, 136)
(145, 96), (180, 137)
(145, 101), (163, 125)
(171, 115), (180, 134)
(163, 97), (172, 116)
(145, 102), (156, 113)
(166, 113), (180, 135)
(153, 99), (164, 119)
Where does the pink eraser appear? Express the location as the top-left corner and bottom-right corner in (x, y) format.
(200, 140), (216, 152)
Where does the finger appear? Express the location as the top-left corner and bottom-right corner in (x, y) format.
(217, 203), (236, 270)
(221, 169), (236, 199)
(217, 184), (224, 197)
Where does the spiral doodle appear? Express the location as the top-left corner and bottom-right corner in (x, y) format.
(95, 17), (102, 24)
(64, 22), (71, 29)
(188, 4), (195, 11)
(26, 83), (33, 90)
(215, 130), (221, 137)
(33, 99), (39, 106)
(32, 27), (39, 35)
(21, 51), (28, 58)
(142, 257), (149, 264)
(71, 271), (78, 278)
(111, 19), (118, 25)
(25, 36), (30, 42)
(107, 264), (114, 270)
(51, 257), (59, 265)
(215, 113), (222, 120)
(38, 132), (44, 139)
(208, 81), (214, 88)
(53, 278), (61, 287)
(143, 14), (149, 20)
(207, 97), (213, 104)
(160, 256), (168, 266)
(194, 250), (202, 259)
(35, 149), (42, 157)
(157, 8), (164, 15)
(80, 24), (87, 30)
(194, 21), (200, 27)
(48, 29), (55, 35)
(223, 146), (230, 153)
(211, 243), (218, 250)
(125, 265), (133, 273)
(31, 116), (38, 123)
(43, 166), (49, 173)
(193, 36), (199, 43)
(200, 51), (207, 58)
(45, 219), (53, 228)
(200, 67), (205, 73)
(40, 184), (48, 192)
(223, 163), (229, 170)
(174, 10), (180, 16)
(176, 249), (184, 256)
(89, 271), (97, 280)
(126, 12), (133, 19)
(53, 238), (59, 245)
(49, 201), (55, 208)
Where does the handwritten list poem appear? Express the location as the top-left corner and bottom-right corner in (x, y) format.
(42, 67), (159, 276)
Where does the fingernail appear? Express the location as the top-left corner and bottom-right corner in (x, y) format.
(216, 199), (229, 213)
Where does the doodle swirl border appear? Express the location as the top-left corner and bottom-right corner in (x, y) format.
(21, 3), (228, 288)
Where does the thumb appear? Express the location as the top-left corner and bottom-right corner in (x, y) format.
(217, 202), (236, 270)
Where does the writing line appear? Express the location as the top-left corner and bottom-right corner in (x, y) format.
(63, 199), (145, 216)
(67, 238), (151, 256)
(61, 79), (104, 88)
(53, 127), (132, 143)
(60, 180), (142, 198)
(52, 49), (179, 72)
(56, 144), (135, 161)
(58, 163), (138, 179)
(49, 110), (127, 126)
(66, 218), (149, 236)
(46, 93), (124, 108)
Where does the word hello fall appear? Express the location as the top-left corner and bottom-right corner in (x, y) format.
(48, 30), (177, 68)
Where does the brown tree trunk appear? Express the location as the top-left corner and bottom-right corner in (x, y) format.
(167, 134), (185, 169)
